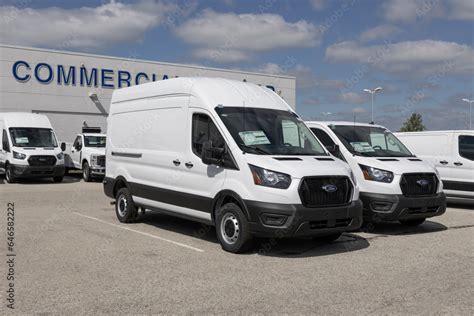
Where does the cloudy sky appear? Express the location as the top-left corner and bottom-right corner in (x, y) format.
(1, 0), (473, 131)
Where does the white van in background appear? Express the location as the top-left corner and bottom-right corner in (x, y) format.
(62, 127), (106, 182)
(306, 122), (446, 227)
(0, 112), (65, 183)
(396, 131), (474, 200)
(104, 78), (363, 253)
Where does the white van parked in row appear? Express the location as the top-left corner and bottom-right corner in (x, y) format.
(396, 130), (474, 200)
(104, 78), (363, 253)
(61, 127), (106, 181)
(306, 122), (446, 227)
(0, 112), (65, 183)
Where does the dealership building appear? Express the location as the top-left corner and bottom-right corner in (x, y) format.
(0, 44), (296, 141)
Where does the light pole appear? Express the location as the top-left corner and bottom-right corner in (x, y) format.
(364, 87), (382, 123)
(462, 98), (473, 130)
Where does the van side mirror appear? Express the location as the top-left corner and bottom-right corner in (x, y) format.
(326, 144), (340, 156)
(202, 140), (225, 166)
(60, 142), (66, 152)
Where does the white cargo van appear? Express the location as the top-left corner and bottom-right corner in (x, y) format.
(306, 122), (446, 227)
(0, 112), (65, 183)
(104, 78), (362, 253)
(396, 131), (474, 200)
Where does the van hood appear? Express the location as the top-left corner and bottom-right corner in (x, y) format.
(243, 154), (352, 179)
(86, 147), (106, 155)
(13, 146), (61, 154)
(352, 156), (436, 175)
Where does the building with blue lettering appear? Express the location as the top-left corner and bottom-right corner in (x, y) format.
(0, 45), (296, 141)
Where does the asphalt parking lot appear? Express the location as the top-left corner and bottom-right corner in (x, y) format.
(0, 175), (473, 314)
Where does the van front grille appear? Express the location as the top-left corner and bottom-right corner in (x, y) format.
(97, 155), (106, 167)
(28, 155), (57, 166)
(299, 176), (352, 207)
(400, 173), (438, 197)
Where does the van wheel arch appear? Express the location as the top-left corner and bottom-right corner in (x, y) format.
(113, 176), (130, 198)
(213, 190), (250, 223)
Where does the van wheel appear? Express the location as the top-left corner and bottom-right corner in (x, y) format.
(53, 176), (63, 183)
(83, 162), (91, 182)
(400, 218), (425, 226)
(115, 187), (138, 223)
(216, 203), (253, 253)
(5, 165), (16, 183)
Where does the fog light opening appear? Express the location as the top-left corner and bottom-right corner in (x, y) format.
(371, 202), (393, 213)
(261, 214), (287, 226)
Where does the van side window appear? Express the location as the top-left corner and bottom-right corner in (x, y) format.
(459, 135), (474, 161)
(73, 136), (82, 150)
(2, 130), (10, 152)
(192, 113), (225, 157)
(311, 128), (336, 147)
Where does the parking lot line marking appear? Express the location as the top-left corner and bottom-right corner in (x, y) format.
(72, 212), (204, 253)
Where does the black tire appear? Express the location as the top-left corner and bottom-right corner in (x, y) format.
(53, 176), (63, 183)
(215, 203), (253, 253)
(360, 221), (376, 233)
(5, 164), (16, 183)
(319, 233), (342, 243)
(83, 162), (91, 182)
(115, 187), (138, 223)
(400, 218), (425, 226)
(64, 168), (70, 176)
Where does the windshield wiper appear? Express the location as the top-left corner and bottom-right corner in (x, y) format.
(240, 144), (271, 155)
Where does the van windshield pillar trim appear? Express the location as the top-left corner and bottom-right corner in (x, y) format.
(111, 151), (142, 158)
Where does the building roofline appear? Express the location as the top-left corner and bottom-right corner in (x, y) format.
(0, 44), (296, 80)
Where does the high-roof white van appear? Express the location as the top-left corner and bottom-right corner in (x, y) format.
(104, 78), (362, 253)
(0, 112), (65, 183)
(306, 121), (446, 228)
(396, 130), (474, 200)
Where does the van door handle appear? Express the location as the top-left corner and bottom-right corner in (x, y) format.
(185, 162), (194, 168)
(453, 162), (463, 166)
(439, 160), (448, 165)
(173, 159), (181, 166)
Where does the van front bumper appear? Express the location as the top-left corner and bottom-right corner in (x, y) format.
(360, 192), (446, 223)
(10, 163), (65, 178)
(245, 200), (363, 238)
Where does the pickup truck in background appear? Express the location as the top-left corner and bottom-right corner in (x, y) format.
(61, 127), (106, 182)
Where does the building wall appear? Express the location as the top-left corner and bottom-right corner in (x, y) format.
(0, 45), (296, 141)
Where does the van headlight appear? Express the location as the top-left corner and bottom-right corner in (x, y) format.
(249, 164), (291, 189)
(56, 152), (64, 160)
(91, 155), (98, 166)
(359, 164), (393, 183)
(13, 151), (26, 160)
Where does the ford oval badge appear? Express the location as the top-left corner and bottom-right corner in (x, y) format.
(322, 184), (338, 193)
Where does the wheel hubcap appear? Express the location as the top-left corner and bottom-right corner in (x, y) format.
(220, 213), (239, 245)
(117, 195), (128, 217)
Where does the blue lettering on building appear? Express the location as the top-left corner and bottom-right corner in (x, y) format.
(34, 63), (53, 84)
(80, 67), (98, 87)
(12, 60), (31, 82)
(57, 65), (76, 85)
(101, 69), (114, 88)
(118, 70), (131, 88)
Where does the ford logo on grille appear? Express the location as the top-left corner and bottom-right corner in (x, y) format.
(39, 158), (47, 161)
(322, 184), (338, 193)
(416, 179), (429, 187)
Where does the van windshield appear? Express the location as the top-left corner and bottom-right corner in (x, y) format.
(84, 135), (106, 147)
(9, 128), (58, 148)
(215, 107), (326, 156)
(330, 125), (413, 157)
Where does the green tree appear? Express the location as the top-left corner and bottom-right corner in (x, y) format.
(399, 113), (426, 132)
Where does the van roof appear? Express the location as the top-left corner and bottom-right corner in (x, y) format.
(110, 77), (292, 113)
(306, 121), (387, 129)
(0, 112), (52, 129)
(395, 130), (474, 135)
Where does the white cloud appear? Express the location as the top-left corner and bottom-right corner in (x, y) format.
(0, 1), (181, 50)
(325, 40), (474, 76)
(310, 0), (327, 11)
(175, 9), (321, 63)
(381, 0), (473, 23)
(338, 92), (368, 104)
(360, 25), (400, 42)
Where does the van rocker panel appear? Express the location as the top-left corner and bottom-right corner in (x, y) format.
(359, 192), (447, 222)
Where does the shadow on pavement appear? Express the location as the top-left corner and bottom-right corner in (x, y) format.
(139, 210), (370, 258)
(363, 220), (447, 237)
